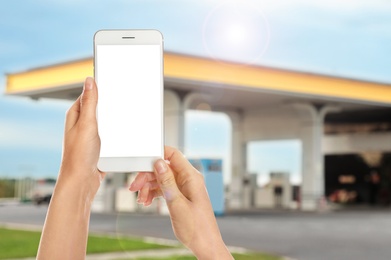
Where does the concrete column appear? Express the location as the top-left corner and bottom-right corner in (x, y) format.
(300, 114), (323, 211)
(182, 92), (214, 155)
(226, 110), (246, 209)
(295, 104), (340, 211)
(164, 90), (185, 151)
(181, 92), (247, 209)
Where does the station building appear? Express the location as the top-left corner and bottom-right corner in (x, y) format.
(5, 52), (391, 211)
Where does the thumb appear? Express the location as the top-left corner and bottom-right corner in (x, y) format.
(154, 159), (182, 204)
(79, 77), (98, 122)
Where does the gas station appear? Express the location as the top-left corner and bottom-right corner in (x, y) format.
(5, 52), (391, 211)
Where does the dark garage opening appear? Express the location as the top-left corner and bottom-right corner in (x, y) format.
(325, 153), (391, 206)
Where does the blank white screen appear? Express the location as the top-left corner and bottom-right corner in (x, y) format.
(97, 45), (162, 157)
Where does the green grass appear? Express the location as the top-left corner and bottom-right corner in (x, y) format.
(232, 252), (282, 260)
(0, 227), (41, 259)
(0, 227), (281, 260)
(86, 234), (173, 254)
(0, 227), (173, 259)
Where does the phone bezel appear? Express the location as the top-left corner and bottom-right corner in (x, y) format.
(94, 29), (164, 172)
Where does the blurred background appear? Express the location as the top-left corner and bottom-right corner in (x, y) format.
(1, 1), (391, 259)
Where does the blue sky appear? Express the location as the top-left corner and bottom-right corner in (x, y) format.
(1, 0), (390, 184)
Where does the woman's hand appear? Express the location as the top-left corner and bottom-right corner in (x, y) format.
(130, 146), (233, 259)
(58, 77), (105, 198)
(37, 77), (104, 260)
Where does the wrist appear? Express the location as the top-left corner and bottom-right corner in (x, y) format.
(190, 235), (232, 260)
(57, 168), (101, 201)
(54, 173), (97, 209)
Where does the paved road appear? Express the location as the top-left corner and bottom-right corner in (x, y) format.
(1, 204), (391, 260)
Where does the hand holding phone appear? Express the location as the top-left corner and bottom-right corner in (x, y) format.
(94, 30), (164, 172)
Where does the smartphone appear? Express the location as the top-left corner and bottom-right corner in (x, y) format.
(94, 29), (164, 172)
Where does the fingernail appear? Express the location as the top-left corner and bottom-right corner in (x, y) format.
(84, 77), (93, 90)
(155, 160), (167, 175)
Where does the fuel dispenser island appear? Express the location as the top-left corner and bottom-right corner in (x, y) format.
(189, 158), (225, 216)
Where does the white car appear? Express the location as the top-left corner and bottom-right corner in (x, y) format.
(31, 183), (54, 205)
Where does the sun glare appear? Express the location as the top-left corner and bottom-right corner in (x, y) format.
(224, 23), (249, 46)
(202, 2), (270, 65)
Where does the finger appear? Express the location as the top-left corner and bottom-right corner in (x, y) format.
(64, 96), (81, 132)
(132, 179), (159, 202)
(153, 159), (183, 204)
(145, 189), (164, 207)
(164, 146), (196, 178)
(129, 172), (157, 192)
(140, 180), (160, 191)
(144, 190), (156, 207)
(130, 179), (159, 194)
(79, 77), (98, 123)
(139, 182), (161, 204)
(164, 146), (205, 203)
(137, 183), (150, 204)
(148, 180), (160, 190)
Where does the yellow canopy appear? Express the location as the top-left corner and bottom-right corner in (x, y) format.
(5, 52), (391, 105)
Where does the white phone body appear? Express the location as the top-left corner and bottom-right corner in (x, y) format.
(94, 29), (164, 172)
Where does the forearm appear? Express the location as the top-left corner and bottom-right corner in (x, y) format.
(191, 235), (233, 260)
(37, 177), (94, 260)
(188, 209), (233, 260)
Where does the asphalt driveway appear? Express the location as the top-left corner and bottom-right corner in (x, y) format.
(1, 204), (391, 260)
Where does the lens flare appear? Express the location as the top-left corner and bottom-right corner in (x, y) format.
(202, 1), (270, 65)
